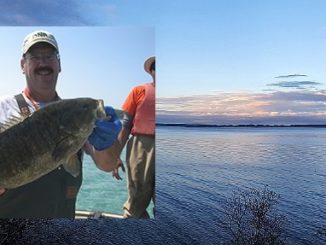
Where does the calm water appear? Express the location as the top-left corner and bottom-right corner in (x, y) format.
(75, 127), (326, 244)
(155, 126), (326, 244)
(76, 151), (128, 215)
(77, 148), (154, 217)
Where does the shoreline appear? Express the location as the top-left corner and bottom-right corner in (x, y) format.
(156, 123), (326, 128)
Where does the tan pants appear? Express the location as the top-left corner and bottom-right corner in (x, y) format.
(123, 135), (155, 218)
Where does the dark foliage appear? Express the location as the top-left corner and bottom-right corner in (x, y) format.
(223, 186), (287, 244)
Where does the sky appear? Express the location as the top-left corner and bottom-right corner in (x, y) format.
(0, 0), (325, 124)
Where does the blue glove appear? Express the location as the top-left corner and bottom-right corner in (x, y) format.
(88, 106), (122, 151)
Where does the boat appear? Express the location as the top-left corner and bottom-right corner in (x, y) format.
(75, 210), (123, 219)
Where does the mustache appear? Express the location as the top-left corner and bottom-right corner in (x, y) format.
(35, 67), (54, 73)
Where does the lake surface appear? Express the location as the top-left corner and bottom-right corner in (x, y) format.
(77, 149), (154, 217)
(75, 126), (326, 244)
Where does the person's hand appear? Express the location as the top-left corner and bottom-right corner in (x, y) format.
(0, 187), (6, 196)
(88, 106), (122, 151)
(112, 158), (125, 180)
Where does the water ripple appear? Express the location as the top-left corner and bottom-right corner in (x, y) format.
(157, 127), (326, 243)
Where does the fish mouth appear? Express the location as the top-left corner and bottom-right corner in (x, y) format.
(96, 99), (107, 119)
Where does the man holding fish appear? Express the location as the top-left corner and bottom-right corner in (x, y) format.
(0, 30), (122, 218)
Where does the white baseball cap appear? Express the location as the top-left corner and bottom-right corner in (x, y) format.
(22, 30), (59, 55)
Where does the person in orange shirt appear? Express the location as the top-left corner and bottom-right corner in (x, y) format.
(113, 56), (155, 218)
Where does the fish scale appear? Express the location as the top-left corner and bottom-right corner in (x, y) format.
(0, 98), (106, 189)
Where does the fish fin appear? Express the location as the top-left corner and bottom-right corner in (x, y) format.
(63, 154), (81, 178)
(52, 139), (81, 177)
(52, 139), (69, 162)
(0, 113), (27, 133)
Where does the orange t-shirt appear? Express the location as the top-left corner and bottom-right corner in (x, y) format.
(122, 82), (155, 136)
(122, 85), (146, 117)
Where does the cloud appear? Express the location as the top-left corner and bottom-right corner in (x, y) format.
(156, 90), (326, 124)
(0, 0), (115, 25)
(274, 74), (307, 78)
(267, 81), (322, 89)
(266, 91), (326, 102)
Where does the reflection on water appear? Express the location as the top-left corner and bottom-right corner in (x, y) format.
(156, 127), (326, 243)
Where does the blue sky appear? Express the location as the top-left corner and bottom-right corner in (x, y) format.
(0, 0), (326, 124)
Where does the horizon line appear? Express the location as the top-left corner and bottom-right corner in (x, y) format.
(156, 123), (326, 128)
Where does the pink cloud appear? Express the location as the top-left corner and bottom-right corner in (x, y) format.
(156, 90), (326, 124)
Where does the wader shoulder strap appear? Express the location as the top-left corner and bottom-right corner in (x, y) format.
(14, 93), (31, 117)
